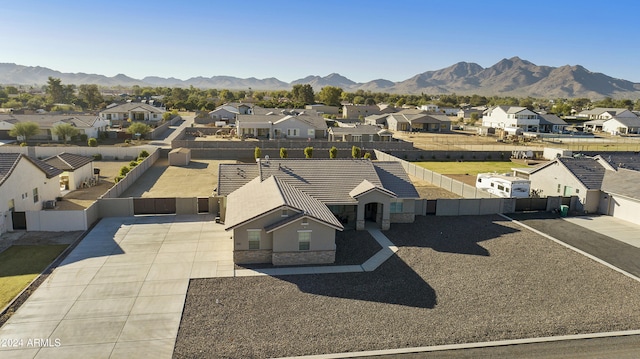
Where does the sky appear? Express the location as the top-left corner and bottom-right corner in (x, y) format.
(2, 0), (640, 84)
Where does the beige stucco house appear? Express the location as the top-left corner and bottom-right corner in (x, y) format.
(99, 102), (165, 124)
(44, 153), (94, 191)
(0, 153), (62, 233)
(218, 158), (419, 265)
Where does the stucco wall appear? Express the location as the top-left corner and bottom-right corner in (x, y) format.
(529, 163), (589, 212)
(272, 218), (336, 252)
(98, 198), (134, 217)
(0, 158), (61, 213)
(231, 211), (279, 251)
(607, 195), (640, 225)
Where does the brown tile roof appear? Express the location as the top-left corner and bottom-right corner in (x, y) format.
(44, 152), (93, 171)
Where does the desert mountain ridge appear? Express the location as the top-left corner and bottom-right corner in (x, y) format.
(1, 57), (639, 99)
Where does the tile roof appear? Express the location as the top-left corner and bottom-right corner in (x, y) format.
(349, 179), (397, 198)
(0, 153), (62, 186)
(579, 107), (630, 116)
(557, 157), (606, 189)
(606, 116), (640, 127)
(100, 103), (164, 114)
(601, 169), (640, 200)
(44, 152), (93, 171)
(596, 153), (640, 171)
(538, 113), (567, 125)
(0, 114), (102, 129)
(373, 162), (420, 198)
(224, 176), (343, 231)
(217, 164), (260, 196)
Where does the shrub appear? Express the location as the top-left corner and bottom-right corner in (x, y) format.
(124, 139), (131, 144)
(329, 146), (337, 159)
(351, 146), (361, 158)
(80, 134), (88, 142)
(138, 150), (150, 158)
(92, 153), (102, 161)
(364, 152), (372, 159)
(280, 147), (288, 159)
(20, 142), (27, 147)
(129, 160), (138, 167)
(304, 146), (313, 158)
(114, 176), (123, 183)
(119, 166), (130, 176)
(88, 137), (98, 147)
(254, 146), (261, 159)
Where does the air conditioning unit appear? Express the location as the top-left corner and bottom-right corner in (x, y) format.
(42, 200), (56, 209)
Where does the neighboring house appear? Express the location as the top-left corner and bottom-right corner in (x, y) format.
(305, 104), (340, 115)
(236, 112), (328, 139)
(218, 158), (420, 265)
(577, 108), (636, 120)
(599, 168), (640, 225)
(457, 108), (484, 121)
(386, 113), (411, 131)
(342, 105), (380, 119)
(602, 116), (640, 135)
(583, 119), (606, 132)
(514, 156), (606, 213)
(328, 125), (393, 142)
(206, 103), (254, 125)
(0, 114), (109, 141)
(364, 114), (389, 127)
(44, 153), (94, 191)
(99, 102), (165, 123)
(0, 153), (62, 233)
(537, 113), (568, 133)
(384, 110), (451, 132)
(482, 106), (540, 132)
(419, 104), (439, 112)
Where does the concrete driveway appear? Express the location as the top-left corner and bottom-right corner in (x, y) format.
(0, 214), (231, 359)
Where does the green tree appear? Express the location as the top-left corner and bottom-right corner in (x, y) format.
(329, 146), (337, 159)
(318, 86), (343, 106)
(351, 146), (361, 158)
(364, 97), (376, 106)
(126, 122), (152, 139)
(9, 122), (39, 143)
(470, 112), (479, 122)
(218, 89), (235, 103)
(254, 146), (262, 159)
(45, 77), (74, 104)
(78, 84), (104, 110)
(304, 146), (313, 158)
(352, 96), (364, 105)
(291, 84), (315, 105)
(52, 123), (79, 144)
(280, 147), (288, 158)
(88, 137), (98, 147)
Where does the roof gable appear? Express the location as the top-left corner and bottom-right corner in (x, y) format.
(44, 152), (93, 171)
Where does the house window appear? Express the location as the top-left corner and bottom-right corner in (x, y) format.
(106, 114), (112, 120)
(390, 201), (403, 213)
(557, 184), (561, 193)
(307, 129), (314, 136)
(298, 231), (311, 251)
(33, 188), (38, 203)
(247, 230), (261, 250)
(575, 189), (580, 194)
(287, 128), (300, 136)
(153, 114), (157, 119)
(352, 135), (362, 142)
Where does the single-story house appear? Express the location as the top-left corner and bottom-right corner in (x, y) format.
(457, 108), (484, 120)
(205, 103), (254, 125)
(514, 156), (606, 213)
(99, 102), (166, 123)
(598, 168), (640, 225)
(0, 114), (109, 141)
(577, 107), (637, 120)
(236, 112), (328, 139)
(218, 158), (420, 265)
(44, 152), (94, 191)
(583, 119), (606, 132)
(0, 153), (62, 233)
(537, 113), (568, 133)
(305, 104), (340, 115)
(342, 105), (381, 119)
(364, 114), (389, 127)
(328, 125), (393, 142)
(602, 116), (640, 135)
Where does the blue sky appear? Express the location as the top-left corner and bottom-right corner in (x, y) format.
(2, 0), (639, 83)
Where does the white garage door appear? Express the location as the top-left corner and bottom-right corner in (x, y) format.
(611, 195), (640, 226)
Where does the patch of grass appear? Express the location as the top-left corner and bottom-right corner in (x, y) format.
(0, 245), (68, 308)
(414, 160), (527, 175)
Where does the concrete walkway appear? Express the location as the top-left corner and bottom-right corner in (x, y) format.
(0, 214), (232, 359)
(563, 215), (640, 248)
(234, 223), (398, 277)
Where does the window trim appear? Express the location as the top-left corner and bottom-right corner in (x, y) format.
(298, 230), (311, 251)
(247, 229), (261, 250)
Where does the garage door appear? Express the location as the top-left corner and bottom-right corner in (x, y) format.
(610, 195), (640, 226)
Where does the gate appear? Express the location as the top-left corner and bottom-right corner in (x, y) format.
(515, 198), (548, 211)
(197, 198), (209, 213)
(133, 198), (176, 215)
(11, 212), (27, 230)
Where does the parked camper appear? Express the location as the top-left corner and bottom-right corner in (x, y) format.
(476, 173), (530, 198)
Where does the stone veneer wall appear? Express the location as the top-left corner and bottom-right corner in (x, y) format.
(391, 213), (415, 223)
(272, 250), (335, 266)
(234, 250), (273, 264)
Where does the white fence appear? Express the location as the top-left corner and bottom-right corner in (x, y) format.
(100, 148), (160, 199)
(0, 145), (157, 161)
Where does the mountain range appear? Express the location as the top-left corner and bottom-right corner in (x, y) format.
(2, 57), (640, 99)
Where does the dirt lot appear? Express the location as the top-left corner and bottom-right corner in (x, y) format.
(174, 215), (640, 358)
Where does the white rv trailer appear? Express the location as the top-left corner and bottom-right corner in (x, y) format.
(476, 173), (531, 198)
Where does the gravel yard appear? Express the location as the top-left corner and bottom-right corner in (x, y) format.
(174, 215), (640, 358)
